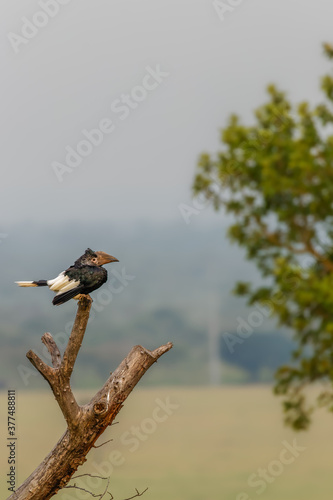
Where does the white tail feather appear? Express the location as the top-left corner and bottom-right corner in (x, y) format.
(15, 281), (37, 287)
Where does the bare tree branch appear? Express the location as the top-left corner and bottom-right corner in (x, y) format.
(8, 295), (172, 500)
(61, 294), (92, 379)
(64, 484), (110, 499)
(124, 488), (148, 500)
(93, 438), (113, 448)
(65, 475), (112, 499)
(64, 481), (148, 500)
(71, 473), (109, 480)
(26, 349), (54, 382)
(42, 332), (61, 369)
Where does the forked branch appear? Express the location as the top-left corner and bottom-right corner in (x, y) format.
(9, 295), (172, 500)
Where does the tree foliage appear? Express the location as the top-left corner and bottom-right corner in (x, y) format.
(193, 43), (333, 430)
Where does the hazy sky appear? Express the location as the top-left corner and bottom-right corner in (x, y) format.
(2, 0), (333, 228)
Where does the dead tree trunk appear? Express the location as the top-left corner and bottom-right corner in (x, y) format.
(8, 295), (172, 500)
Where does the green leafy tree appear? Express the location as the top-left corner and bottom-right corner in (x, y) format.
(193, 43), (333, 430)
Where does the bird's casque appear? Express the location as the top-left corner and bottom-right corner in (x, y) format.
(15, 248), (119, 305)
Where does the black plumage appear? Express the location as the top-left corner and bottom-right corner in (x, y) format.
(16, 248), (119, 306)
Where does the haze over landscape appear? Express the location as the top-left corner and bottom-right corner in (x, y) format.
(2, 0), (333, 390)
(2, 219), (280, 389)
(2, 2), (333, 499)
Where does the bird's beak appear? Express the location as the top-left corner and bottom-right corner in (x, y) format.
(95, 251), (119, 266)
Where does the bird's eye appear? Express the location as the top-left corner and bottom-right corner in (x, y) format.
(92, 257), (97, 263)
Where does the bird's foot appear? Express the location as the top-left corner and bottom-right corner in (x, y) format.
(75, 293), (92, 304)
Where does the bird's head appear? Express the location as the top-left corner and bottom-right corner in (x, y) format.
(94, 250), (119, 266)
(76, 248), (119, 267)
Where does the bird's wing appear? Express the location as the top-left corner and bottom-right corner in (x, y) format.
(48, 271), (80, 293)
(52, 286), (85, 306)
(47, 270), (83, 305)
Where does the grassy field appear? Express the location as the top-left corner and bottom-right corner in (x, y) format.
(1, 386), (333, 500)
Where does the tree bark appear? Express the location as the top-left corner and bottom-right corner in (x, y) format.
(8, 295), (172, 500)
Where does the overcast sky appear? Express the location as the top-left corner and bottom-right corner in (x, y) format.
(1, 0), (333, 229)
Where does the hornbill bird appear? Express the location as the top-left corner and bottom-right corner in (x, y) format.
(15, 248), (119, 306)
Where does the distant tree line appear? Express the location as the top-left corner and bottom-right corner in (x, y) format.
(219, 332), (295, 382)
